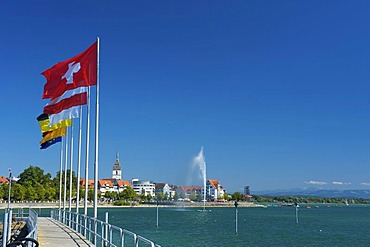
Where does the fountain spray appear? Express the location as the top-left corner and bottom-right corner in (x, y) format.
(193, 146), (206, 210)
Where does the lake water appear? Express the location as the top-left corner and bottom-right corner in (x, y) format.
(2, 204), (370, 246)
(95, 205), (370, 246)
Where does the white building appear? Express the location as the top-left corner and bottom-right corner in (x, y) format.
(204, 179), (225, 201)
(131, 178), (155, 197)
(155, 183), (176, 198)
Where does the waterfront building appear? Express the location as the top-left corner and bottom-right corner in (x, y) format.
(205, 179), (225, 201)
(117, 179), (131, 192)
(80, 178), (95, 189)
(155, 183), (176, 199)
(98, 178), (131, 195)
(177, 185), (202, 199)
(98, 179), (115, 194)
(131, 178), (155, 197)
(0, 176), (9, 185)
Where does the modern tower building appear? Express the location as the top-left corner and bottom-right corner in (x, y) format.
(244, 185), (250, 195)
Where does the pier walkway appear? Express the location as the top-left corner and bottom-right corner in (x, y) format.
(38, 217), (94, 246)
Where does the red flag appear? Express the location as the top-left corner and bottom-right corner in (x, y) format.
(42, 42), (97, 99)
(43, 87), (88, 114)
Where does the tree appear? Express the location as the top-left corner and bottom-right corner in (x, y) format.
(12, 183), (26, 201)
(173, 192), (179, 201)
(231, 192), (245, 201)
(196, 192), (203, 202)
(104, 191), (118, 201)
(25, 186), (37, 201)
(223, 192), (229, 201)
(87, 189), (93, 201)
(0, 184), (4, 199)
(1, 184), (9, 200)
(156, 192), (164, 201)
(189, 191), (197, 201)
(19, 165), (51, 187)
(178, 191), (185, 199)
(44, 187), (57, 201)
(53, 169), (77, 194)
(119, 187), (137, 202)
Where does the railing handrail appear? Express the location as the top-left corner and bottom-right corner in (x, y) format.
(25, 209), (38, 245)
(52, 209), (161, 247)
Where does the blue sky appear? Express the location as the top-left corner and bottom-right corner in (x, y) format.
(1, 1), (370, 192)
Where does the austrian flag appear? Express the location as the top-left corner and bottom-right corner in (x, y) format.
(42, 42), (97, 99)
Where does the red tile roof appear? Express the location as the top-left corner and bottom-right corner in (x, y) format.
(0, 176), (9, 184)
(98, 179), (114, 187)
(180, 185), (202, 193)
(208, 179), (219, 188)
(80, 178), (94, 187)
(117, 180), (130, 187)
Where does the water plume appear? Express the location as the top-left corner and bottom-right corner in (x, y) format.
(192, 146), (206, 210)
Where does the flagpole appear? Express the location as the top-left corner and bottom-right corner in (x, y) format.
(69, 120), (74, 226)
(84, 87), (91, 217)
(63, 133), (69, 223)
(76, 105), (83, 219)
(59, 138), (63, 221)
(93, 37), (100, 219)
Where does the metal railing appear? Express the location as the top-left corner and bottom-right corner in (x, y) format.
(1, 208), (38, 247)
(51, 209), (160, 247)
(25, 209), (38, 244)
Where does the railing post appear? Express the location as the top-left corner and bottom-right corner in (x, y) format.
(75, 211), (79, 232)
(109, 225), (113, 247)
(134, 234), (139, 247)
(7, 209), (12, 242)
(120, 229), (124, 247)
(88, 218), (92, 241)
(84, 216), (87, 237)
(93, 218), (97, 244)
(2, 212), (8, 247)
(105, 212), (109, 246)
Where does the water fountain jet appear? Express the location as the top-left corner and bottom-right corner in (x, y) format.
(192, 146), (207, 211)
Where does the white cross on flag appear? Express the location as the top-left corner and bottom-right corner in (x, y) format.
(42, 42), (97, 99)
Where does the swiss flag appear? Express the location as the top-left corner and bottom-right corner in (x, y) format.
(42, 42), (97, 99)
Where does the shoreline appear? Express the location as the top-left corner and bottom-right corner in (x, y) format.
(2, 201), (365, 210)
(0, 201), (266, 209)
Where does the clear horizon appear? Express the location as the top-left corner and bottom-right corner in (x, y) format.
(1, 1), (370, 193)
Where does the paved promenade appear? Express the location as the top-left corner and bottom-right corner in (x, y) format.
(38, 217), (94, 246)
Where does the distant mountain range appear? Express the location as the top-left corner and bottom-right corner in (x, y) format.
(254, 188), (370, 199)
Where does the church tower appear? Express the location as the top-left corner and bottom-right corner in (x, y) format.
(112, 150), (122, 180)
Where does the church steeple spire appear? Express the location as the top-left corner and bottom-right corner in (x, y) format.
(116, 149), (119, 162)
(112, 150), (122, 180)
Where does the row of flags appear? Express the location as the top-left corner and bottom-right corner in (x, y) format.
(37, 42), (97, 149)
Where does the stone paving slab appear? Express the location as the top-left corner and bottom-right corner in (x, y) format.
(38, 217), (94, 247)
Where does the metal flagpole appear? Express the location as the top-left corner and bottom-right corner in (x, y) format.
(76, 105), (83, 222)
(64, 133), (69, 223)
(93, 37), (100, 219)
(7, 169), (11, 210)
(59, 139), (63, 221)
(84, 86), (91, 217)
(69, 120), (74, 226)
